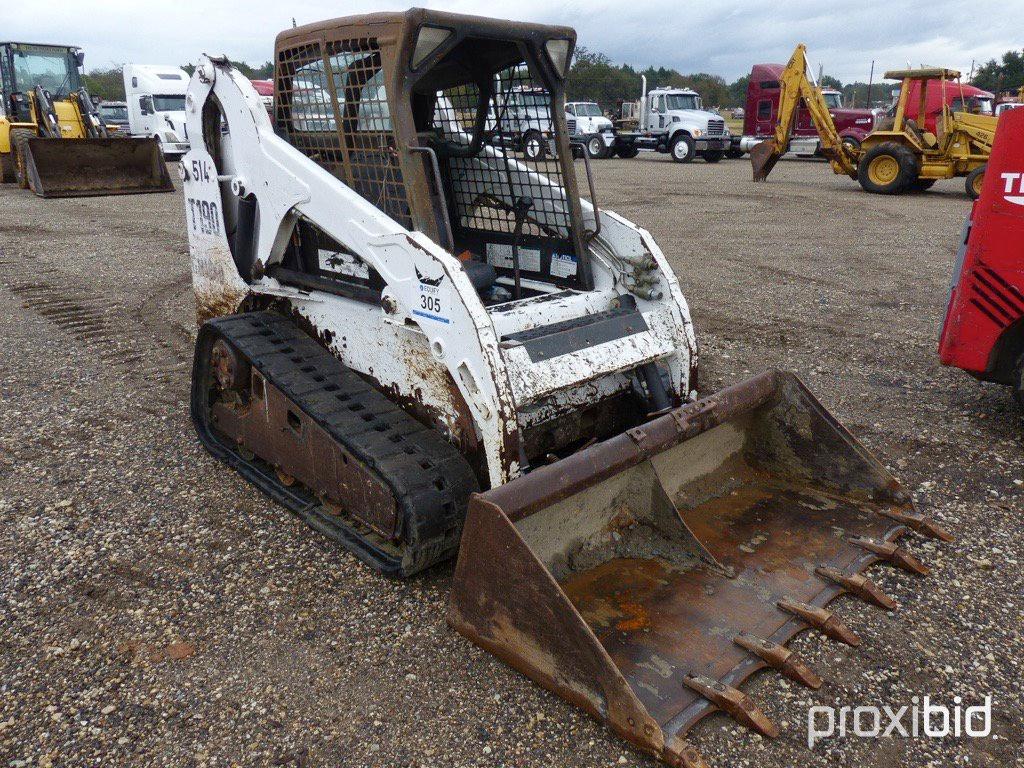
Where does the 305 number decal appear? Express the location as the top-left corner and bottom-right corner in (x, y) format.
(420, 294), (442, 313)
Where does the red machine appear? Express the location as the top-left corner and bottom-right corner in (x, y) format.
(939, 106), (1024, 405)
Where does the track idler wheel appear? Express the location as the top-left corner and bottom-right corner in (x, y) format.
(210, 339), (250, 392)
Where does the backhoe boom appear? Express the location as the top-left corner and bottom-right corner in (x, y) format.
(750, 44), (858, 181)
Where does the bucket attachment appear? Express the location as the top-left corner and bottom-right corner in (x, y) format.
(749, 139), (782, 181)
(449, 370), (949, 767)
(22, 136), (173, 198)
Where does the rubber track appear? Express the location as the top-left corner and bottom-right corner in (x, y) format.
(192, 311), (479, 576)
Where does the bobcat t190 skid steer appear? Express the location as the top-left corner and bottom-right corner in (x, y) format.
(181, 10), (950, 766)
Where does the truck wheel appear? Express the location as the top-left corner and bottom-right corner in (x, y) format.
(615, 144), (639, 159)
(522, 130), (547, 161)
(966, 165), (986, 200)
(704, 150), (724, 163)
(858, 142), (918, 194)
(726, 147), (745, 159)
(10, 129), (35, 189)
(669, 134), (695, 163)
(585, 135), (607, 159)
(841, 136), (861, 152)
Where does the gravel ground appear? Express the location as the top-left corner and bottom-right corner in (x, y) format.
(0, 155), (1021, 768)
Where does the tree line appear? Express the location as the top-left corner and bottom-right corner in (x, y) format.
(82, 60), (273, 101)
(79, 47), (1023, 108)
(970, 50), (1024, 94)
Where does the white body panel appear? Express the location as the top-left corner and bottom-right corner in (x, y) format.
(181, 56), (697, 489)
(123, 64), (191, 157)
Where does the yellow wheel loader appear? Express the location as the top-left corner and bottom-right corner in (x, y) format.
(0, 42), (172, 197)
(752, 44), (997, 199)
(181, 12), (950, 766)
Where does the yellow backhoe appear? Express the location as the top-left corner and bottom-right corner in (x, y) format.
(751, 44), (998, 199)
(0, 41), (172, 197)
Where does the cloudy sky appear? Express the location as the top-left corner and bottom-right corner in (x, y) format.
(5, 0), (1020, 83)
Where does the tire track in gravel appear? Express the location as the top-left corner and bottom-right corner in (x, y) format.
(0, 256), (193, 397)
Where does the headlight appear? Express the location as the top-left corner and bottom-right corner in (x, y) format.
(692, 128), (702, 137)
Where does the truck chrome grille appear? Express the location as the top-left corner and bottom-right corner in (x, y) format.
(566, 117), (577, 134)
(707, 119), (725, 136)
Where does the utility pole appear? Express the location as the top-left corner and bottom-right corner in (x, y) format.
(865, 60), (874, 108)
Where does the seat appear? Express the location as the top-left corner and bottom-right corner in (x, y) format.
(462, 259), (497, 292)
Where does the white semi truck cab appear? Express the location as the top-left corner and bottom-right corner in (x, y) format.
(619, 81), (730, 162)
(122, 64), (190, 159)
(565, 101), (617, 158)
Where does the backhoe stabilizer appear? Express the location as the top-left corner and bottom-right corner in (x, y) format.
(21, 136), (173, 198)
(449, 369), (949, 765)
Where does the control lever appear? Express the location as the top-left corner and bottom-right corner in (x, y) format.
(511, 196), (534, 300)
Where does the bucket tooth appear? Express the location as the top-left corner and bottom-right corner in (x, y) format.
(683, 674), (779, 738)
(662, 736), (710, 768)
(777, 598), (861, 647)
(878, 508), (954, 542)
(815, 566), (898, 610)
(849, 536), (929, 575)
(733, 632), (823, 689)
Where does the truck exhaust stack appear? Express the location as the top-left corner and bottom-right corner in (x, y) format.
(449, 370), (948, 767)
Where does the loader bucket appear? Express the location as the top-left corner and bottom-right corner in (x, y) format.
(22, 137), (173, 198)
(749, 138), (781, 181)
(449, 370), (949, 767)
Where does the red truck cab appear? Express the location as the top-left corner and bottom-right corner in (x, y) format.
(939, 106), (1024, 405)
(891, 79), (994, 134)
(249, 79), (274, 112)
(735, 63), (876, 155)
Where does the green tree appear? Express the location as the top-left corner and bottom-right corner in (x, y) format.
(181, 60), (273, 80)
(971, 50), (1024, 93)
(727, 75), (749, 107)
(83, 67), (125, 100)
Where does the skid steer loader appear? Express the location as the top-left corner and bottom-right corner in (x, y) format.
(181, 11), (950, 766)
(0, 42), (172, 197)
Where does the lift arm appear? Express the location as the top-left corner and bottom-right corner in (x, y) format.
(750, 44), (859, 181)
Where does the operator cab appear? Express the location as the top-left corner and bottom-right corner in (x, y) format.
(1, 42), (83, 122)
(269, 10), (591, 307)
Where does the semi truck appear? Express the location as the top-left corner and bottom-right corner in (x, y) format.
(122, 64), (190, 159)
(565, 101), (617, 158)
(729, 62), (876, 158)
(615, 79), (730, 162)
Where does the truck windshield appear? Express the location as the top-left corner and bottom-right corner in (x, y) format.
(512, 92), (549, 109)
(951, 96), (993, 115)
(664, 93), (700, 111)
(823, 92), (842, 108)
(11, 45), (80, 97)
(575, 103), (602, 117)
(100, 104), (128, 121)
(153, 94), (187, 112)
